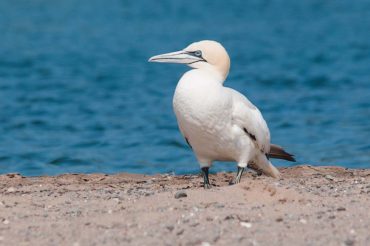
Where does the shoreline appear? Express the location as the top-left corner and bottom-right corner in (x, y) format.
(1, 165), (369, 245)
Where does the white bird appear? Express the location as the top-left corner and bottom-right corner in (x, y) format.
(149, 40), (295, 188)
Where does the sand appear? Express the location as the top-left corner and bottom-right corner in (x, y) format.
(0, 165), (369, 246)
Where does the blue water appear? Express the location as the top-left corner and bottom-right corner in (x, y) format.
(0, 0), (369, 176)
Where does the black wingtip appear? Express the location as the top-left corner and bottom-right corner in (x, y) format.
(280, 150), (296, 162)
(286, 155), (296, 162)
(266, 151), (296, 162)
(268, 144), (296, 162)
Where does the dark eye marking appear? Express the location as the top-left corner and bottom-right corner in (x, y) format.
(193, 50), (202, 57)
(186, 50), (207, 63)
(187, 50), (203, 58)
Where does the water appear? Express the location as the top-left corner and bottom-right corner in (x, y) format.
(0, 0), (369, 176)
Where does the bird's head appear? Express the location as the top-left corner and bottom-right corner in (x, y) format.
(149, 40), (230, 80)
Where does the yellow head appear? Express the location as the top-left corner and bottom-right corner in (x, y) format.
(149, 40), (231, 80)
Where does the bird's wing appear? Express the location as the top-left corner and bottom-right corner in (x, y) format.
(174, 113), (192, 148)
(227, 88), (271, 153)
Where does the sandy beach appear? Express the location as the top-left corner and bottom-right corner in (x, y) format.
(0, 165), (369, 246)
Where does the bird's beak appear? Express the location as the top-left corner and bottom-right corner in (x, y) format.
(148, 50), (202, 64)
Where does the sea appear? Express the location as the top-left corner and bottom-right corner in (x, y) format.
(0, 0), (369, 176)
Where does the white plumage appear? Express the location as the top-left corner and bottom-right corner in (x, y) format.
(149, 40), (294, 188)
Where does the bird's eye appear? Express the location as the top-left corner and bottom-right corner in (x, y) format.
(193, 50), (202, 57)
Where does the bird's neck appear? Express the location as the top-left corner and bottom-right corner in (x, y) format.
(190, 67), (226, 85)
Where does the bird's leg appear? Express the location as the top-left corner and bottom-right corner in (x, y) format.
(201, 167), (211, 189)
(230, 166), (245, 185)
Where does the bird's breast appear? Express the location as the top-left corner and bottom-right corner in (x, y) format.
(173, 71), (232, 134)
(172, 70), (251, 161)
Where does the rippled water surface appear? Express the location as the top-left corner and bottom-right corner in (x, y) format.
(0, 0), (369, 175)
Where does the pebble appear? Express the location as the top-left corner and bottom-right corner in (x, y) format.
(325, 175), (335, 181)
(344, 239), (355, 246)
(214, 203), (225, 208)
(201, 242), (211, 246)
(224, 215), (235, 220)
(240, 222), (252, 228)
(190, 222), (199, 227)
(166, 225), (174, 231)
(276, 217), (283, 222)
(144, 191), (154, 196)
(2, 219), (9, 225)
(206, 216), (213, 221)
(6, 173), (21, 178)
(6, 187), (16, 193)
(174, 191), (187, 199)
(176, 229), (184, 235)
(337, 207), (346, 211)
(299, 219), (307, 224)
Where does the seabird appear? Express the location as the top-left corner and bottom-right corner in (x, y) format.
(149, 40), (295, 188)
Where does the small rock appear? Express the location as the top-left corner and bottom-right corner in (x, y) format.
(214, 203), (225, 208)
(174, 191), (187, 199)
(176, 229), (184, 235)
(299, 219), (307, 224)
(201, 242), (211, 246)
(224, 215), (235, 220)
(337, 207), (346, 211)
(344, 239), (355, 246)
(206, 216), (213, 221)
(6, 173), (22, 178)
(6, 187), (16, 193)
(190, 222), (199, 227)
(276, 217), (283, 222)
(278, 198), (287, 204)
(240, 222), (252, 228)
(325, 175), (335, 181)
(2, 219), (9, 225)
(144, 191), (154, 196)
(166, 225), (174, 231)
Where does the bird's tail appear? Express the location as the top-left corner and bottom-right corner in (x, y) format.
(267, 144), (296, 162)
(250, 154), (280, 178)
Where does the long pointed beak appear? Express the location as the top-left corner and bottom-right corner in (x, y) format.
(148, 50), (201, 64)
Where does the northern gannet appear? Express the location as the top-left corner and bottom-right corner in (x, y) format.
(149, 40), (295, 188)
